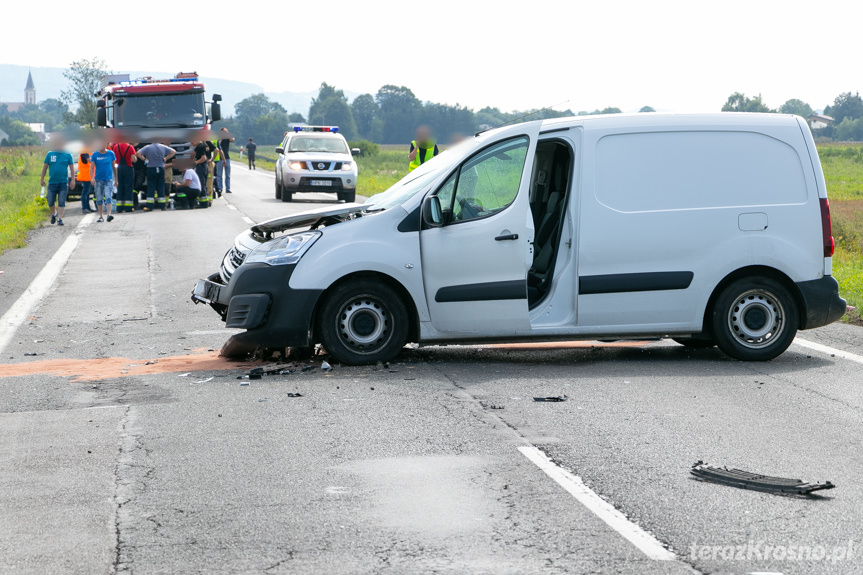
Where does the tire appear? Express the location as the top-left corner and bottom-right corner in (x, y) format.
(672, 337), (716, 349)
(281, 187), (293, 202)
(338, 191), (356, 203)
(710, 277), (798, 361)
(275, 175), (282, 200)
(316, 280), (409, 366)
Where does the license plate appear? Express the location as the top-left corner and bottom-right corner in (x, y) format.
(310, 180), (332, 187)
(193, 279), (222, 304)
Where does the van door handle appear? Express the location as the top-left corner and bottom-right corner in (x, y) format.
(495, 233), (519, 241)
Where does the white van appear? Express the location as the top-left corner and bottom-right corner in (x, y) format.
(192, 113), (846, 365)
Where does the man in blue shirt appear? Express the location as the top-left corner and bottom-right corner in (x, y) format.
(91, 143), (117, 222)
(136, 142), (176, 211)
(40, 136), (76, 226)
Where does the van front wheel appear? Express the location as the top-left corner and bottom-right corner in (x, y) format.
(316, 280), (409, 366)
(710, 277), (798, 361)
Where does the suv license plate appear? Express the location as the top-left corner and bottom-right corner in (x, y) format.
(310, 180), (332, 187)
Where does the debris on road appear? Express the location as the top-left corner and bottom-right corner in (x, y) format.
(145, 360), (158, 365)
(301, 366), (315, 372)
(690, 461), (835, 495)
(533, 396), (568, 402)
(287, 393), (303, 398)
(194, 377), (214, 384)
(178, 373), (191, 377)
(240, 381), (250, 386)
(321, 361), (332, 372)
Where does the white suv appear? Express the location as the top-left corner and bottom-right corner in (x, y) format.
(274, 126), (358, 203)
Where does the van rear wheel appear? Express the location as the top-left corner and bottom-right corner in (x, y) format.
(710, 277), (798, 361)
(316, 280), (409, 366)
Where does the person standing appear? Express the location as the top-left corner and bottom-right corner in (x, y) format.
(76, 147), (94, 213)
(408, 126), (439, 172)
(218, 127), (235, 193)
(194, 139), (212, 207)
(40, 137), (76, 226)
(136, 142), (176, 211)
(211, 136), (223, 198)
(246, 137), (256, 170)
(91, 143), (117, 222)
(111, 141), (137, 213)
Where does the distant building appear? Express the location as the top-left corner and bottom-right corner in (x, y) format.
(808, 114), (834, 130)
(25, 122), (46, 141)
(0, 128), (8, 144)
(0, 70), (36, 112)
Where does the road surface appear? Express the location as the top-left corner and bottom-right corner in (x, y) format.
(0, 162), (861, 574)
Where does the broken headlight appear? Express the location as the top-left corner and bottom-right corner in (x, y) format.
(244, 231), (321, 266)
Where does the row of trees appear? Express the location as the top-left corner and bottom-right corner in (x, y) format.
(721, 91), (863, 140)
(227, 82), (650, 145)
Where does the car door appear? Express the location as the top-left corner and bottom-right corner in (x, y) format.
(420, 129), (539, 334)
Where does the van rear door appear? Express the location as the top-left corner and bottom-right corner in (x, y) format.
(419, 128), (539, 334)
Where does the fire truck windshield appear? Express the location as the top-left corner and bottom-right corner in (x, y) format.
(113, 92), (206, 127)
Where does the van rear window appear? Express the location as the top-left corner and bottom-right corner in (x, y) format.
(595, 131), (807, 212)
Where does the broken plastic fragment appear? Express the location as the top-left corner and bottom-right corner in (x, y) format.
(534, 396), (568, 402)
(690, 461), (835, 495)
(286, 393), (303, 398)
(145, 361), (158, 365)
(178, 373), (191, 377)
(194, 377), (214, 384)
(240, 381), (250, 386)
(321, 361), (332, 372)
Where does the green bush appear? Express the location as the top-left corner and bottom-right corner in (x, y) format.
(347, 140), (379, 157)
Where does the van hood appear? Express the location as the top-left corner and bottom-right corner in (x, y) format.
(251, 204), (366, 235)
(284, 151), (353, 162)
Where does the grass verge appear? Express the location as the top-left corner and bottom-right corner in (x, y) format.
(0, 147), (48, 255)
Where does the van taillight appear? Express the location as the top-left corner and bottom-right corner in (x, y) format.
(820, 198), (835, 258)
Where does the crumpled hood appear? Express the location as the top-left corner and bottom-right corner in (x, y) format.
(251, 204), (366, 235)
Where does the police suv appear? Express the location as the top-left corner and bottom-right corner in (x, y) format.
(274, 126), (358, 203)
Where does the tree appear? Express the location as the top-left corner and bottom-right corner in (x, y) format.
(824, 92), (863, 124)
(376, 85), (422, 144)
(234, 93), (285, 138)
(639, 106), (656, 113)
(351, 94), (379, 140)
(834, 117), (863, 142)
(721, 92), (773, 113)
(288, 112), (306, 124)
(308, 83), (357, 139)
(778, 99), (813, 118)
(0, 116), (40, 146)
(60, 58), (110, 127)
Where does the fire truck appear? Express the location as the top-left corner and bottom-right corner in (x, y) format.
(95, 71), (222, 161)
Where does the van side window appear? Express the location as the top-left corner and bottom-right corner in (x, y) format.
(436, 137), (529, 223)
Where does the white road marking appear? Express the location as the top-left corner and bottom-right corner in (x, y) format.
(518, 445), (677, 561)
(241, 216), (255, 225)
(226, 204), (238, 211)
(793, 337), (863, 364)
(0, 214), (95, 354)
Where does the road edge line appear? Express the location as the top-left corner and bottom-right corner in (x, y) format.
(0, 214), (94, 354)
(517, 444), (677, 561)
(793, 336), (863, 364)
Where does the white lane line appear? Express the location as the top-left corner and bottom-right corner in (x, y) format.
(226, 204), (238, 211)
(518, 445), (677, 561)
(241, 216), (255, 225)
(793, 337), (863, 364)
(0, 214), (95, 354)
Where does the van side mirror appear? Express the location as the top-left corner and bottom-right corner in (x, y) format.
(351, 147), (362, 157)
(96, 107), (107, 127)
(210, 102), (221, 122)
(275, 146), (285, 154)
(422, 195), (447, 227)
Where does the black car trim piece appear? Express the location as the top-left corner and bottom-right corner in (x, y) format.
(398, 205), (421, 233)
(539, 127), (571, 135)
(579, 271), (694, 295)
(435, 280), (527, 303)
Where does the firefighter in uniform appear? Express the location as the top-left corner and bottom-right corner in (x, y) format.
(111, 141), (137, 212)
(408, 126), (439, 172)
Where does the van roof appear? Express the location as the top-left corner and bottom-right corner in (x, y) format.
(538, 112), (802, 131)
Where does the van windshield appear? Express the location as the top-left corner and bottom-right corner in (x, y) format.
(288, 136), (348, 154)
(366, 140), (474, 211)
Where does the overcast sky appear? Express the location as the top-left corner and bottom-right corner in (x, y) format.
(3, 0), (861, 113)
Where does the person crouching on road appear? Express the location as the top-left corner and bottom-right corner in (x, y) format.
(77, 147), (94, 213)
(136, 142), (176, 211)
(409, 125), (439, 172)
(91, 143), (117, 222)
(40, 136), (75, 226)
(111, 141), (137, 213)
(175, 166), (202, 209)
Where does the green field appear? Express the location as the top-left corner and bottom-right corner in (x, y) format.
(0, 147), (48, 254)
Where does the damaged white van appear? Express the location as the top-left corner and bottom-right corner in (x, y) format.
(192, 113), (846, 365)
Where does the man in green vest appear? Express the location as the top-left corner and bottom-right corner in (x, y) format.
(408, 125), (439, 172)
(211, 137), (223, 197)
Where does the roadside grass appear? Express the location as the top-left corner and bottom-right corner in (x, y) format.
(0, 147), (48, 255)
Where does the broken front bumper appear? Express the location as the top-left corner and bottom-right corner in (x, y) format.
(191, 263), (324, 354)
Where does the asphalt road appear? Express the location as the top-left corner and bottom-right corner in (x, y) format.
(1, 162), (862, 575)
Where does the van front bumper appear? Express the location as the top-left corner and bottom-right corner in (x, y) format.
(796, 275), (847, 330)
(192, 262), (323, 355)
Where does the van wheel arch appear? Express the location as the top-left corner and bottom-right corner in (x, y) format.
(310, 271), (420, 347)
(703, 265), (806, 333)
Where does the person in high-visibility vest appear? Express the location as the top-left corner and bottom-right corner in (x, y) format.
(408, 126), (439, 172)
(211, 137), (222, 197)
(76, 147), (94, 213)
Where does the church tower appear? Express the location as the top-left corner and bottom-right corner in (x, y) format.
(24, 70), (35, 105)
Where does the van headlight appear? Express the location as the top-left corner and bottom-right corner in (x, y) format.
(244, 231), (321, 266)
(341, 162), (353, 171)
